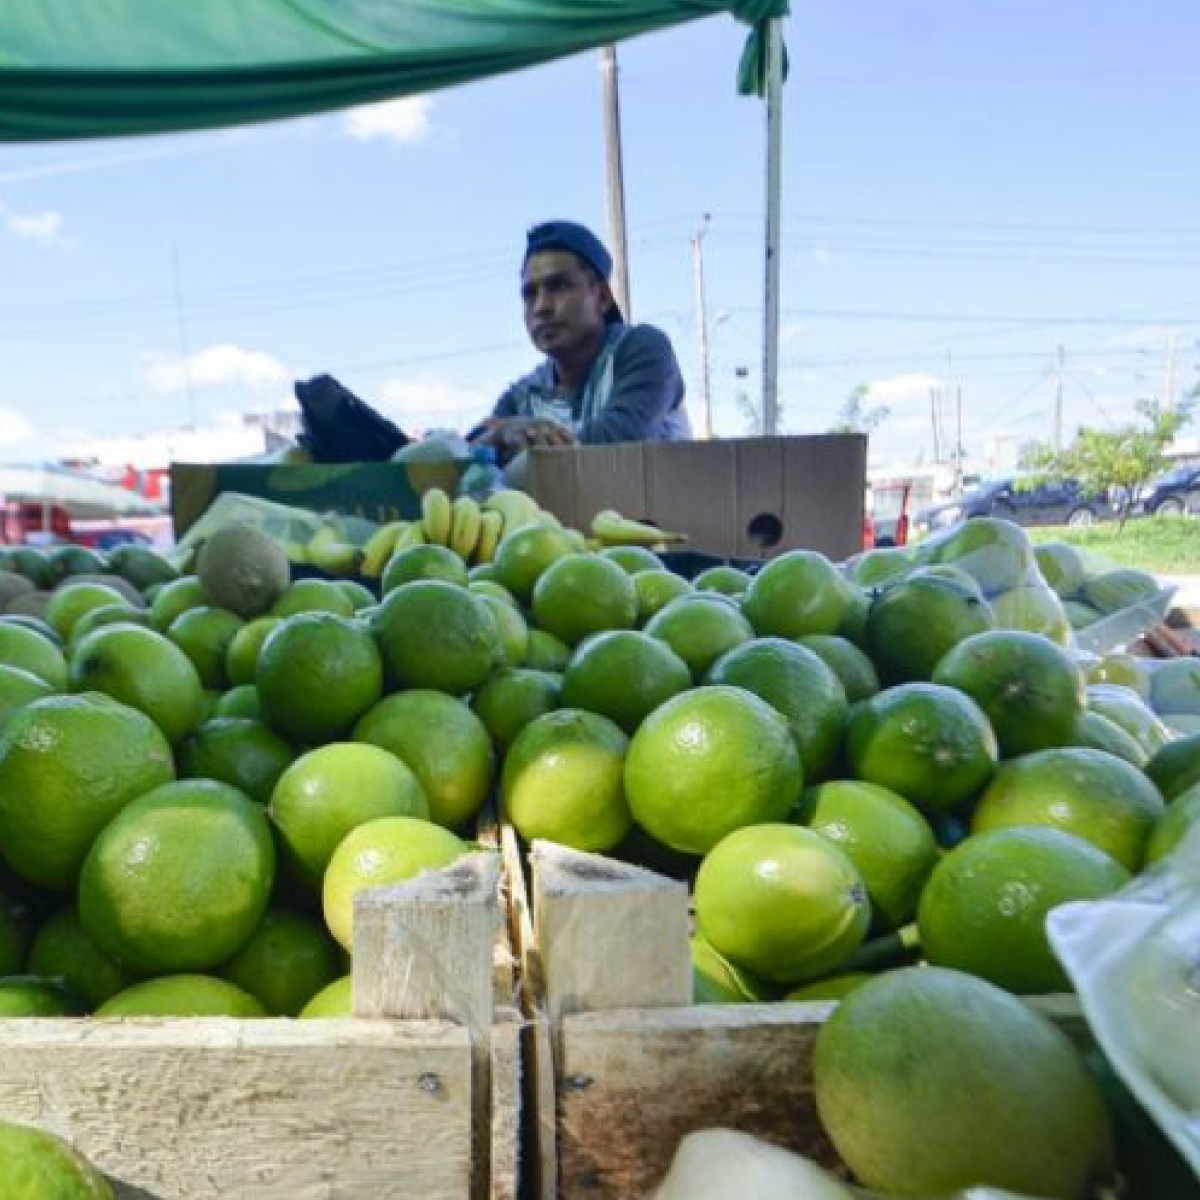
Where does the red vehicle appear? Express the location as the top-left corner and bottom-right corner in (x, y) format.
(862, 480), (913, 549)
(0, 502), (74, 545)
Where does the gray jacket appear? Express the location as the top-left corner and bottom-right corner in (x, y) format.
(492, 322), (691, 443)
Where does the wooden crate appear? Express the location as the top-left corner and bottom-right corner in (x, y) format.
(521, 841), (1087, 1200)
(0, 852), (522, 1200)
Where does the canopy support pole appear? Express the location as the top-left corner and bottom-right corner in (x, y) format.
(600, 45), (632, 320)
(761, 16), (784, 437)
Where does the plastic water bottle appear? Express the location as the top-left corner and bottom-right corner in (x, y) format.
(459, 445), (506, 501)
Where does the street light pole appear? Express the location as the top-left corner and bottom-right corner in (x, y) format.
(599, 45), (631, 321)
(692, 215), (713, 439)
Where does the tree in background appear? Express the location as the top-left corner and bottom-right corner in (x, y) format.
(1028, 397), (1194, 529)
(828, 385), (890, 435)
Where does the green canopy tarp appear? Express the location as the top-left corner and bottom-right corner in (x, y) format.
(0, 0), (786, 141)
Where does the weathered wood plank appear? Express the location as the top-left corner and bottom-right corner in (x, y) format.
(0, 1018), (472, 1200)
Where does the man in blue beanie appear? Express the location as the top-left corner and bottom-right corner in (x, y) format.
(474, 220), (691, 459)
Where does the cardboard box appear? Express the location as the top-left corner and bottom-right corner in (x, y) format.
(170, 459), (465, 537)
(525, 435), (867, 560)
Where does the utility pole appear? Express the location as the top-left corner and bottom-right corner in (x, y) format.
(761, 17), (785, 437)
(692, 215), (714, 440)
(1163, 329), (1178, 411)
(171, 247), (197, 429)
(599, 46), (631, 320)
(929, 387), (943, 463)
(1054, 344), (1065, 453)
(955, 384), (964, 492)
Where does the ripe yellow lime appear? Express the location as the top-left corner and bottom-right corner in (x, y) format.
(530, 553), (638, 646)
(492, 523), (578, 602)
(68, 623), (205, 745)
(269, 578), (357, 619)
(845, 683), (998, 814)
(149, 575), (205, 631)
(643, 594), (754, 681)
(298, 973), (353, 1018)
(322, 816), (468, 950)
(695, 823), (870, 984)
(562, 630), (690, 733)
(27, 907), (135, 1009)
(0, 694), (175, 890)
(371, 580), (502, 695)
(814, 966), (1114, 1196)
(470, 668), (562, 750)
(0, 663), (56, 731)
(971, 746), (1165, 871)
(218, 907), (343, 1016)
(224, 616), (282, 687)
(706, 638), (848, 782)
(0, 621), (68, 688)
(523, 629), (572, 672)
(166, 605), (245, 689)
(78, 779), (275, 973)
(741, 550), (849, 638)
(866, 573), (997, 684)
(932, 629), (1085, 757)
(354, 690), (495, 828)
(381, 544), (468, 593)
(795, 781), (938, 931)
(269, 742), (430, 888)
(625, 685), (802, 855)
(257, 612), (384, 743)
(96, 974), (267, 1018)
(0, 1120), (115, 1198)
(598, 545), (663, 574)
(502, 709), (631, 852)
(177, 716), (295, 805)
(917, 827), (1130, 993)
(631, 568), (693, 623)
(477, 592), (530, 666)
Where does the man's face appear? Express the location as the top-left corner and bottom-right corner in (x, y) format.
(521, 250), (611, 358)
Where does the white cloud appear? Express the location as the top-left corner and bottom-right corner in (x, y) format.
(378, 374), (488, 433)
(1102, 325), (1180, 351)
(140, 344), (289, 393)
(0, 406), (37, 448)
(0, 199), (68, 245)
(58, 411), (269, 468)
(862, 373), (941, 405)
(343, 96), (434, 145)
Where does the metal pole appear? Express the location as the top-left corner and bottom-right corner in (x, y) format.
(1054, 344), (1065, 453)
(1163, 329), (1178, 410)
(692, 216), (713, 440)
(599, 45), (631, 321)
(761, 17), (785, 437)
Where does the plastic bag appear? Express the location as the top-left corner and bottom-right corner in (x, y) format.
(1048, 825), (1200, 1176)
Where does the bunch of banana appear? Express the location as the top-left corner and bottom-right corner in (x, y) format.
(397, 487), (497, 564)
(304, 523), (365, 576)
(591, 508), (687, 548)
(359, 520), (410, 579)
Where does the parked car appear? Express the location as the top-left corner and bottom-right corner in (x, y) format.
(1134, 461), (1200, 517)
(912, 475), (1109, 537)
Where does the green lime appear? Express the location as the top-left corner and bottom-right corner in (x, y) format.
(27, 907), (135, 1008)
(224, 616), (282, 687)
(598, 546), (663, 574)
(502, 709), (631, 852)
(1146, 782), (1200, 864)
(742, 550), (849, 638)
(929, 517), (1036, 595)
(631, 568), (693, 624)
(149, 576), (206, 631)
(270, 579), (357, 619)
(0, 623), (67, 688)
(0, 1119), (115, 1197)
(298, 974), (353, 1018)
(795, 634), (880, 704)
(177, 717), (295, 805)
(522, 629), (572, 672)
(695, 823), (870, 984)
(625, 685), (802, 855)
(79, 779), (275, 973)
(643, 594), (754, 681)
(531, 553), (638, 646)
(1146, 732), (1200, 801)
(96, 975), (267, 1017)
(0, 664), (57, 731)
(491, 523), (578, 602)
(269, 742), (429, 888)
(693, 566), (753, 597)
(0, 975), (82, 1016)
(381, 544), (468, 593)
(470, 669), (562, 751)
(166, 605), (244, 689)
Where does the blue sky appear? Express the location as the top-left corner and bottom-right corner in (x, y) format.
(1, 0), (1198, 473)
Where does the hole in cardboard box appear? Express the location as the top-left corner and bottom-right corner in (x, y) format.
(747, 513), (783, 549)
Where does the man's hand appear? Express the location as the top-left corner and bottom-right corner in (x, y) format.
(472, 416), (575, 452)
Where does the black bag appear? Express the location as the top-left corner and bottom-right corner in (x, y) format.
(293, 374), (409, 463)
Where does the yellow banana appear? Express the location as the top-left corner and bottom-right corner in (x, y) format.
(449, 497), (483, 560)
(421, 488), (453, 545)
(474, 511), (505, 564)
(360, 520), (408, 578)
(591, 508), (687, 548)
(306, 525), (364, 575)
(394, 521), (428, 551)
(281, 539), (310, 565)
